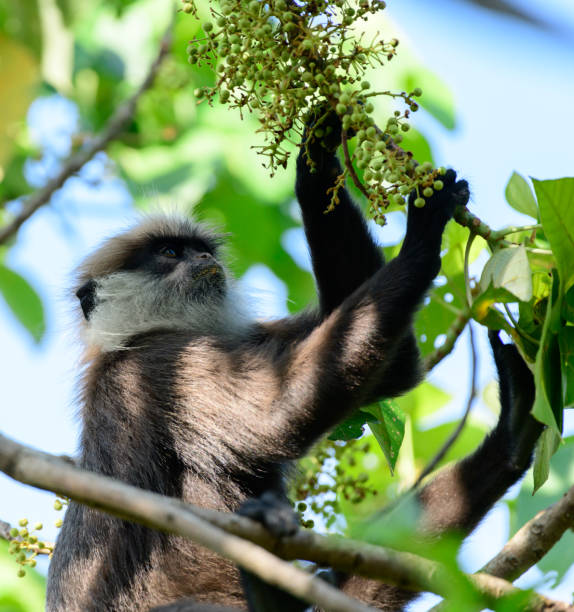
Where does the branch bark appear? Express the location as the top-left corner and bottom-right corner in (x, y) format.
(481, 484), (574, 582)
(1, 432), (572, 611)
(0, 21), (173, 246)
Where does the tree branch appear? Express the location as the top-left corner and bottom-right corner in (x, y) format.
(423, 307), (471, 371)
(415, 321), (477, 488)
(1, 432), (571, 611)
(0, 21), (174, 246)
(481, 484), (574, 582)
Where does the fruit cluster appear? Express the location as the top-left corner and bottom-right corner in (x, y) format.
(183, 0), (441, 220)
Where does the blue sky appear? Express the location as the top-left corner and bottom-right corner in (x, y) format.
(1, 0), (574, 606)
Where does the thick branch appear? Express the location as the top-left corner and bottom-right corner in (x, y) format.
(481, 484), (574, 582)
(0, 433), (571, 611)
(0, 22), (173, 246)
(0, 433), (371, 612)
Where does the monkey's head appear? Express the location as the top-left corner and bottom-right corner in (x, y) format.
(75, 215), (248, 351)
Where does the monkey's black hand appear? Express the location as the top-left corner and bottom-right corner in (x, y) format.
(400, 169), (469, 279)
(488, 330), (543, 471)
(238, 493), (307, 612)
(299, 105), (350, 166)
(238, 491), (299, 538)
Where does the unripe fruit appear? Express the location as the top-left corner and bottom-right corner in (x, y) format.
(433, 180), (444, 190)
(423, 187), (433, 198)
(414, 197), (426, 208)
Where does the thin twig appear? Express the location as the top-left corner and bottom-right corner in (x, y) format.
(0, 20), (174, 245)
(423, 307), (471, 371)
(341, 129), (371, 200)
(415, 321), (477, 488)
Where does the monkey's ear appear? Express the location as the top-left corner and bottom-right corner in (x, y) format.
(76, 279), (98, 320)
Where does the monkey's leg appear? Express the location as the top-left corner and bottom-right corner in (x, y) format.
(341, 332), (543, 610)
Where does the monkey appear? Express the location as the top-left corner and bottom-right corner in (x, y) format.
(46, 112), (540, 612)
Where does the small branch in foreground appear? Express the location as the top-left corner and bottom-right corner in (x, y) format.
(481, 484), (574, 582)
(0, 21), (173, 246)
(0, 433), (571, 612)
(414, 321), (477, 489)
(424, 307), (471, 371)
(341, 129), (371, 201)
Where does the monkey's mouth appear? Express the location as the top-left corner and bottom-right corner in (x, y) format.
(191, 266), (221, 282)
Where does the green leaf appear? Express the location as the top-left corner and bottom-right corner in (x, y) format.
(397, 127), (434, 166)
(559, 326), (574, 407)
(532, 272), (563, 441)
(0, 264), (45, 343)
(532, 177), (574, 293)
(504, 172), (538, 219)
(402, 69), (456, 130)
(479, 245), (533, 302)
(533, 428), (561, 493)
(361, 400), (406, 475)
(328, 411), (369, 441)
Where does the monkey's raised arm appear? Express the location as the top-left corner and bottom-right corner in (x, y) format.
(295, 114), (384, 317)
(267, 170), (468, 455)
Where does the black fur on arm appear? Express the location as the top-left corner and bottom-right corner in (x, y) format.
(295, 112), (384, 317)
(340, 332), (543, 610)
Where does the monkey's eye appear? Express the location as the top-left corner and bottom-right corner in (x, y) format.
(158, 245), (179, 258)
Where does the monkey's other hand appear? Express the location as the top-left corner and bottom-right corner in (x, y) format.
(238, 491), (300, 538)
(400, 169), (469, 277)
(488, 330), (543, 471)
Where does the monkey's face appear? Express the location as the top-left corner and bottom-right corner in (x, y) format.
(77, 237), (228, 318)
(125, 236), (227, 301)
(74, 217), (250, 350)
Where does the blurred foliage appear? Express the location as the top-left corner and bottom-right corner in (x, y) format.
(0, 0), (573, 609)
(0, 542), (45, 612)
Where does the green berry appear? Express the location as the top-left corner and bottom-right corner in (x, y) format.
(401, 123), (410, 132)
(219, 89), (230, 103)
(423, 187), (433, 198)
(414, 197), (426, 208)
(182, 3), (193, 13)
(203, 22), (213, 31)
(433, 180), (444, 191)
(361, 80), (370, 89)
(55, 519), (63, 528)
(412, 87), (422, 96)
(336, 103), (347, 115)
(17, 569), (26, 578)
(18, 519), (28, 527)
(365, 102), (374, 113)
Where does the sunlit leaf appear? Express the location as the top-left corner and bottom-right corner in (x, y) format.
(479, 245), (532, 302)
(532, 177), (574, 293)
(504, 172), (538, 219)
(0, 264), (45, 343)
(0, 35), (39, 166)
